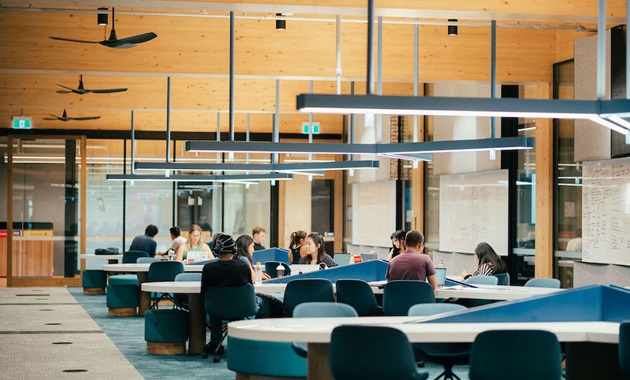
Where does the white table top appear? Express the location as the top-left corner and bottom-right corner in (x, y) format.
(142, 281), (287, 294)
(81, 254), (122, 260)
(228, 317), (620, 344)
(102, 263), (204, 272)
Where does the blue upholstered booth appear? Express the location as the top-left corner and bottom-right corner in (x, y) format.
(265, 259), (388, 284)
(424, 285), (630, 380)
(227, 337), (307, 378)
(252, 248), (291, 265)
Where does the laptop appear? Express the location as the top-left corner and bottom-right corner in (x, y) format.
(434, 267), (447, 287)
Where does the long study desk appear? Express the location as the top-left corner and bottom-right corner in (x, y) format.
(228, 317), (620, 380)
(141, 280), (561, 355)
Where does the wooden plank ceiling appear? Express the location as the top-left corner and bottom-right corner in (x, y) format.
(0, 1), (623, 135)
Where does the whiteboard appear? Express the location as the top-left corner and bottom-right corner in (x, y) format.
(439, 170), (509, 255)
(582, 157), (630, 265)
(351, 181), (396, 247)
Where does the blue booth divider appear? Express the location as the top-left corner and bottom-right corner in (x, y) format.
(252, 248), (291, 265)
(426, 285), (630, 324)
(265, 260), (389, 284)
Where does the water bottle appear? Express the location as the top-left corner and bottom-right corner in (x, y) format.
(255, 262), (263, 284)
(437, 259), (445, 268)
(276, 263), (285, 278)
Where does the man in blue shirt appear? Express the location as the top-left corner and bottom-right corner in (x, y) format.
(129, 224), (158, 257)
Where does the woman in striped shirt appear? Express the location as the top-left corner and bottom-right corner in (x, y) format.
(462, 242), (508, 279)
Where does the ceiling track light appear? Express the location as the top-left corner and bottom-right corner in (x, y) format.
(97, 7), (108, 26)
(448, 19), (458, 36)
(276, 13), (286, 30)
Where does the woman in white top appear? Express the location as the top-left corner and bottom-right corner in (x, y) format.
(175, 224), (212, 263)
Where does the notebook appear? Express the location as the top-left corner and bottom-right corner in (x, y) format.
(434, 267), (447, 287)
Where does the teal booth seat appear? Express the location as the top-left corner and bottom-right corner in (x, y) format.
(252, 248), (291, 265)
(145, 309), (189, 355)
(265, 259), (388, 284)
(81, 269), (107, 294)
(227, 337), (306, 378)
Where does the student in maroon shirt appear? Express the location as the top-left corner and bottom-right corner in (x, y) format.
(386, 230), (437, 290)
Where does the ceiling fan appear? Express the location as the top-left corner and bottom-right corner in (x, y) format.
(43, 109), (101, 122)
(49, 7), (157, 49)
(56, 75), (127, 94)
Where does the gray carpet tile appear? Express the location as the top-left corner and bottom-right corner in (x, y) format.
(0, 333), (143, 379)
(0, 287), (77, 305)
(0, 304), (102, 333)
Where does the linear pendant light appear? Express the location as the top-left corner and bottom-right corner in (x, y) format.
(295, 0), (630, 138)
(113, 12), (294, 183)
(134, 160), (380, 172)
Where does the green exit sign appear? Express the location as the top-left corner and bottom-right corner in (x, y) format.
(301, 122), (320, 134)
(12, 117), (32, 129)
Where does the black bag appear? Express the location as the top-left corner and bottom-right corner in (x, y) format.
(95, 247), (120, 255)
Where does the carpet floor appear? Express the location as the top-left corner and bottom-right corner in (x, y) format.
(68, 286), (471, 379)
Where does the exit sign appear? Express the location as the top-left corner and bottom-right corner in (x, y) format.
(301, 122), (320, 134)
(12, 117), (32, 129)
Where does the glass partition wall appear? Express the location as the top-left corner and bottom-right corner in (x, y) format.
(3, 136), (85, 286)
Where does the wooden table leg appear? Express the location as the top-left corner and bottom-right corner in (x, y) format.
(188, 293), (206, 355)
(138, 272), (150, 316)
(307, 343), (333, 380)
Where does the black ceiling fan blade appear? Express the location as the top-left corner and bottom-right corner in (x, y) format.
(56, 84), (84, 94)
(49, 36), (99, 44)
(70, 116), (101, 121)
(100, 32), (157, 48)
(90, 88), (128, 94)
(43, 117), (59, 120)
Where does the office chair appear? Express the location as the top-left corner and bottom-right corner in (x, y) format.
(333, 253), (352, 266)
(203, 283), (259, 362)
(492, 272), (510, 285)
(336, 278), (383, 316)
(173, 272), (202, 310)
(264, 261), (291, 278)
(282, 278), (334, 317)
(122, 250), (150, 263)
(460, 276), (499, 308)
(330, 325), (429, 380)
(469, 330), (562, 380)
(383, 280), (436, 316)
(620, 321), (630, 377)
(137, 257), (161, 264)
(408, 303), (469, 380)
(147, 261), (185, 308)
(524, 278), (561, 288)
(292, 302), (358, 358)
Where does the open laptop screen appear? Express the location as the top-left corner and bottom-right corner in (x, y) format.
(434, 267), (447, 287)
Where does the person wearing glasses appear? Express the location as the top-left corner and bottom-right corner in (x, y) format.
(175, 224), (212, 263)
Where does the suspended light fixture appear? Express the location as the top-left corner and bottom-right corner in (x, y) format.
(97, 7), (108, 26)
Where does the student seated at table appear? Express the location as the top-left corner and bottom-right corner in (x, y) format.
(288, 230), (307, 264)
(156, 226), (186, 257)
(234, 234), (270, 281)
(298, 232), (338, 268)
(175, 224), (212, 263)
(387, 229), (406, 261)
(386, 230), (437, 289)
(461, 242), (508, 279)
(130, 224), (159, 257)
(202, 234), (257, 353)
